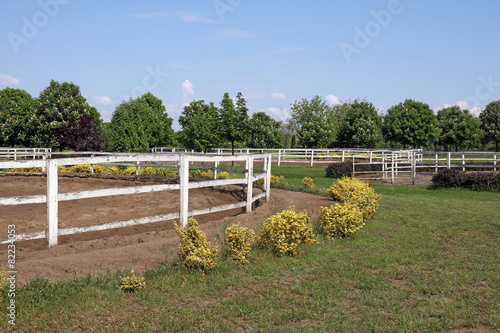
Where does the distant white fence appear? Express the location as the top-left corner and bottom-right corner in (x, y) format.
(0, 153), (272, 248)
(152, 147), (423, 167)
(0, 147), (51, 160)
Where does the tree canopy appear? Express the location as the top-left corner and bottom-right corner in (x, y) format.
(337, 99), (382, 148)
(178, 100), (221, 152)
(0, 88), (34, 147)
(107, 93), (174, 152)
(479, 100), (500, 151)
(219, 92), (249, 154)
(247, 112), (283, 148)
(437, 106), (482, 151)
(289, 96), (336, 148)
(382, 99), (440, 148)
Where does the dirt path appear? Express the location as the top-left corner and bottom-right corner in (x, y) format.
(0, 176), (332, 284)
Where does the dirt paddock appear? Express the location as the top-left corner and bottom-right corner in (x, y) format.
(0, 175), (332, 284)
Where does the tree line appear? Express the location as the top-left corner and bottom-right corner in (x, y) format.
(1, 80), (499, 152)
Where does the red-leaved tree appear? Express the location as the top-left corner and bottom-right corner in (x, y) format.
(58, 114), (104, 151)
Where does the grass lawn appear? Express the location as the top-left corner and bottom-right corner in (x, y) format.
(1, 166), (499, 332)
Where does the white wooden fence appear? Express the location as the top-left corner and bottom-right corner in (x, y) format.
(0, 147), (51, 160)
(0, 153), (272, 248)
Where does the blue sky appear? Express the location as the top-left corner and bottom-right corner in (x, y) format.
(1, 0), (499, 130)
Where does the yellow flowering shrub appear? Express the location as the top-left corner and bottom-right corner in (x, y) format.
(174, 218), (218, 272)
(301, 177), (315, 189)
(271, 175), (288, 187)
(225, 223), (256, 264)
(217, 171), (230, 179)
(106, 166), (121, 175)
(319, 203), (364, 238)
(258, 205), (317, 257)
(9, 167), (43, 173)
(69, 164), (91, 173)
(327, 177), (382, 221)
(121, 166), (137, 176)
(120, 269), (146, 292)
(58, 166), (70, 173)
(139, 167), (154, 176)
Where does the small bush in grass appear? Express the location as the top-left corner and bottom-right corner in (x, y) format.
(120, 269), (146, 292)
(319, 203), (364, 238)
(58, 166), (70, 173)
(258, 204), (317, 257)
(326, 161), (353, 178)
(301, 177), (315, 189)
(225, 223), (256, 264)
(327, 177), (382, 221)
(174, 217), (218, 273)
(270, 175), (287, 187)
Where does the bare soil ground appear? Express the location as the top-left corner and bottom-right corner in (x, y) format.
(0, 176), (331, 284)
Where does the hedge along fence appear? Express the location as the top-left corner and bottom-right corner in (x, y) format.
(0, 153), (272, 248)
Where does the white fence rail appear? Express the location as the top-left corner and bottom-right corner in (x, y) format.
(0, 147), (51, 160)
(0, 153), (272, 248)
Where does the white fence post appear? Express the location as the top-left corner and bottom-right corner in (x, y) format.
(278, 149), (281, 166)
(435, 154), (438, 173)
(90, 153), (95, 176)
(179, 155), (189, 227)
(310, 150), (314, 167)
(495, 154), (497, 172)
(265, 155), (271, 202)
(412, 151), (417, 185)
(212, 161), (218, 180)
(246, 155), (254, 213)
(447, 152), (451, 169)
(46, 160), (59, 248)
(462, 154), (465, 172)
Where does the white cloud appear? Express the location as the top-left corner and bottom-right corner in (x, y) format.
(181, 80), (194, 100)
(326, 94), (339, 105)
(92, 96), (113, 106)
(455, 101), (467, 110)
(271, 92), (285, 100)
(267, 107), (290, 121)
(470, 106), (481, 116)
(433, 107), (442, 112)
(0, 73), (20, 86)
(178, 11), (216, 23)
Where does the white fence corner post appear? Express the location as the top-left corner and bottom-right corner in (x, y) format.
(46, 160), (59, 248)
(246, 155), (254, 213)
(310, 150), (314, 167)
(179, 155), (189, 227)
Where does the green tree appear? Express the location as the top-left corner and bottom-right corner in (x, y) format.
(247, 112), (283, 148)
(27, 80), (101, 150)
(382, 99), (440, 148)
(0, 88), (34, 147)
(219, 92), (249, 154)
(479, 100), (500, 151)
(437, 106), (482, 151)
(108, 93), (174, 152)
(290, 96), (335, 148)
(178, 100), (221, 153)
(337, 99), (382, 148)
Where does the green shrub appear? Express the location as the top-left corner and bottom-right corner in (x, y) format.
(325, 161), (353, 178)
(225, 223), (256, 264)
(327, 177), (382, 221)
(258, 205), (317, 257)
(319, 203), (364, 238)
(174, 218), (218, 273)
(432, 169), (500, 191)
(120, 269), (146, 292)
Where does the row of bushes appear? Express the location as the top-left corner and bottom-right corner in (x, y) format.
(432, 169), (500, 191)
(168, 177), (382, 277)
